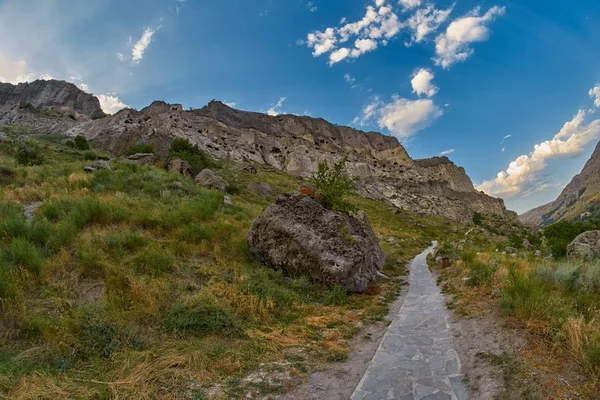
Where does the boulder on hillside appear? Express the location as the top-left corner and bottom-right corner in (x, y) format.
(247, 182), (274, 198)
(84, 160), (111, 173)
(194, 169), (229, 192)
(124, 153), (156, 166)
(233, 162), (257, 174)
(567, 231), (600, 259)
(248, 193), (385, 293)
(166, 157), (193, 178)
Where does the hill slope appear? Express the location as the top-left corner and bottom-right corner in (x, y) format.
(521, 141), (600, 227)
(0, 80), (518, 225)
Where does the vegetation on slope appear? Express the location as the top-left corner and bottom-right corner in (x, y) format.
(0, 127), (456, 399)
(432, 237), (600, 398)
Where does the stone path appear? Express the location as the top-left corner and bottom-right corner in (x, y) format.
(351, 242), (467, 400)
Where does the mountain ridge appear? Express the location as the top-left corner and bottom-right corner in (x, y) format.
(0, 80), (518, 225)
(520, 141), (600, 227)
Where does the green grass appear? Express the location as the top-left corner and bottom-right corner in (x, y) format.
(0, 133), (450, 399)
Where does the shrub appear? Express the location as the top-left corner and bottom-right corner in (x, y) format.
(311, 156), (356, 213)
(73, 136), (90, 151)
(468, 261), (494, 286)
(68, 198), (128, 229)
(544, 220), (599, 258)
(473, 212), (484, 225)
(15, 145), (43, 166)
(461, 251), (476, 264)
(3, 238), (44, 274)
(168, 138), (212, 175)
(164, 291), (243, 336)
(125, 143), (156, 156)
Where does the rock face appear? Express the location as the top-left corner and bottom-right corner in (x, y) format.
(248, 193), (385, 293)
(166, 157), (193, 178)
(84, 160), (111, 173)
(521, 141), (600, 227)
(194, 169), (229, 192)
(0, 80), (105, 132)
(247, 182), (274, 198)
(567, 230), (600, 259)
(1, 83), (517, 224)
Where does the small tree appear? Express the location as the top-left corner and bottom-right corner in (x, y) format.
(73, 135), (90, 150)
(168, 138), (212, 175)
(311, 156), (356, 213)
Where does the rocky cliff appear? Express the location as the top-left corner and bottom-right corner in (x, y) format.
(521, 141), (600, 227)
(0, 82), (517, 224)
(0, 80), (105, 131)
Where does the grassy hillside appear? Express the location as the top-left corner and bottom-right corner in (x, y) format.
(0, 128), (462, 399)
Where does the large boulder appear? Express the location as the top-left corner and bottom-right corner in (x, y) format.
(166, 157), (193, 178)
(248, 193), (385, 293)
(194, 169), (229, 192)
(233, 162), (257, 174)
(567, 231), (600, 259)
(124, 153), (156, 166)
(84, 160), (111, 173)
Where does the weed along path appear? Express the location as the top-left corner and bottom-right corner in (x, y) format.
(351, 242), (467, 400)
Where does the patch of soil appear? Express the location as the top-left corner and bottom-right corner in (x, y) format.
(275, 278), (410, 400)
(78, 278), (105, 304)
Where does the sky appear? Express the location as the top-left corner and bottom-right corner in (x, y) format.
(0, 0), (599, 214)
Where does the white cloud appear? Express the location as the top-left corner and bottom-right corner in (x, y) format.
(406, 4), (453, 44)
(440, 148), (454, 155)
(307, 1), (317, 12)
(356, 95), (443, 138)
(0, 57), (34, 84)
(398, 0), (422, 11)
(132, 27), (157, 63)
(224, 101), (237, 108)
(411, 68), (438, 97)
(306, 0), (404, 65)
(434, 5), (505, 68)
(477, 109), (600, 197)
(501, 147), (505, 152)
(38, 73), (53, 80)
(503, 134), (512, 139)
(344, 73), (356, 84)
(590, 84), (600, 108)
(98, 94), (129, 115)
(116, 52), (126, 62)
(79, 83), (91, 93)
(267, 97), (286, 116)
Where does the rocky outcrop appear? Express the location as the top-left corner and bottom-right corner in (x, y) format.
(567, 230), (600, 259)
(167, 158), (193, 178)
(0, 80), (105, 129)
(521, 141), (600, 227)
(248, 193), (385, 292)
(63, 100), (514, 224)
(194, 169), (229, 192)
(248, 182), (275, 198)
(84, 161), (111, 173)
(0, 81), (516, 224)
(124, 153), (156, 166)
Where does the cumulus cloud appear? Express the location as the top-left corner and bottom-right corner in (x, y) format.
(434, 5), (505, 68)
(306, 0), (404, 66)
(440, 148), (454, 155)
(267, 97), (286, 116)
(406, 4), (453, 44)
(224, 101), (237, 108)
(98, 94), (129, 115)
(477, 109), (600, 197)
(132, 27), (157, 63)
(411, 68), (438, 97)
(0, 57), (34, 84)
(355, 95), (443, 138)
(398, 0), (422, 11)
(591, 84), (600, 108)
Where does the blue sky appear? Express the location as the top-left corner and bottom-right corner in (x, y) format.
(1, 0), (599, 214)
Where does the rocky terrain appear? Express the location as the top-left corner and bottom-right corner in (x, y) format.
(0, 79), (517, 224)
(521, 141), (600, 227)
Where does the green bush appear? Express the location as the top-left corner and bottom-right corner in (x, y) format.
(73, 136), (90, 151)
(461, 251), (476, 264)
(468, 261), (494, 286)
(473, 212), (484, 225)
(125, 143), (156, 156)
(164, 291), (243, 336)
(15, 146), (43, 166)
(311, 156), (356, 213)
(544, 221), (599, 258)
(3, 238), (44, 274)
(168, 138), (212, 175)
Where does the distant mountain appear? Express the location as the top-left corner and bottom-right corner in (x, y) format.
(0, 80), (519, 225)
(521, 141), (600, 227)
